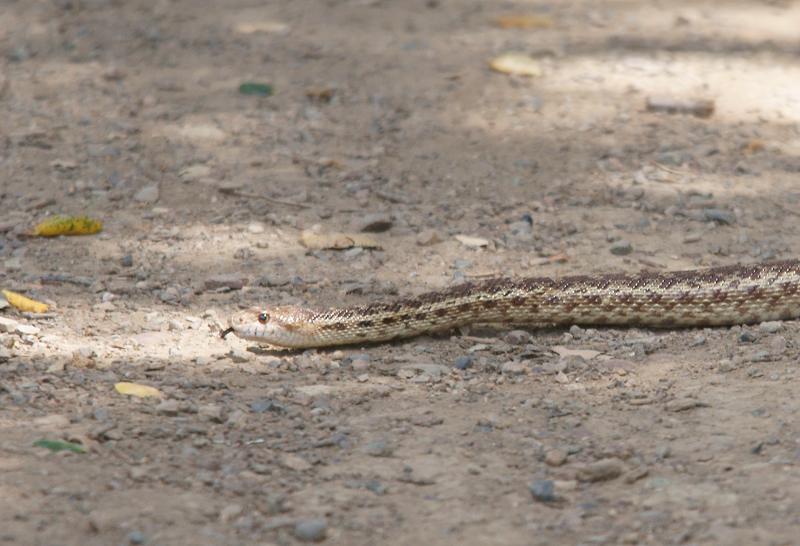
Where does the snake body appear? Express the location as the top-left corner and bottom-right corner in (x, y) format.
(222, 259), (800, 349)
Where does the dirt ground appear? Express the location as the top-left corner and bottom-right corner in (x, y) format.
(2, 0), (800, 544)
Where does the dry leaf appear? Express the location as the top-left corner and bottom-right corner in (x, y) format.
(494, 14), (553, 29)
(2, 289), (49, 313)
(299, 230), (381, 250)
(454, 234), (490, 248)
(114, 382), (162, 398)
(490, 53), (542, 77)
(32, 215), (102, 237)
(742, 139), (765, 155)
(233, 20), (290, 35)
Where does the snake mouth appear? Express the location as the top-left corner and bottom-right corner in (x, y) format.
(219, 326), (235, 339)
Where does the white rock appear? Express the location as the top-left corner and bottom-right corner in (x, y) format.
(247, 222), (265, 234)
(0, 317), (20, 333)
(134, 184), (160, 204)
(179, 164), (212, 182)
(454, 234), (490, 248)
(15, 323), (40, 336)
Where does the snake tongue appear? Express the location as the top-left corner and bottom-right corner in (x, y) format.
(219, 327), (235, 339)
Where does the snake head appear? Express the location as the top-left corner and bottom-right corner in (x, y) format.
(223, 306), (318, 348)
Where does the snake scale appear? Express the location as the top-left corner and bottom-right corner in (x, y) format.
(221, 259), (800, 349)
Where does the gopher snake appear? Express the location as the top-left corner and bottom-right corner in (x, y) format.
(221, 259), (800, 349)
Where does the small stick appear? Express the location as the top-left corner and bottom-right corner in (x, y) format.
(651, 161), (689, 176)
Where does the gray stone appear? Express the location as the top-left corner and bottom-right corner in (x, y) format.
(126, 530), (146, 545)
(504, 330), (530, 345)
(739, 331), (757, 343)
(529, 479), (556, 503)
(703, 208), (735, 225)
(133, 184), (160, 204)
(759, 321), (783, 333)
(453, 355), (473, 370)
(609, 240), (633, 256)
(156, 400), (180, 416)
(249, 398), (286, 414)
(363, 439), (393, 457)
(293, 518), (327, 542)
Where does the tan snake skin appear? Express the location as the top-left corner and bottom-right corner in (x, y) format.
(221, 259), (800, 349)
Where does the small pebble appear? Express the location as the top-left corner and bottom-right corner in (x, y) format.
(281, 454), (312, 472)
(249, 398), (286, 414)
(544, 448), (568, 467)
(416, 229), (441, 246)
(219, 503), (243, 523)
(0, 318), (21, 334)
(354, 212), (393, 233)
(739, 331), (757, 343)
(126, 531), (147, 545)
(198, 404), (224, 422)
(293, 518), (328, 542)
(609, 240), (633, 256)
(703, 208), (735, 225)
(575, 458), (624, 482)
(155, 400), (180, 416)
(247, 222), (265, 234)
(120, 254), (133, 267)
(759, 321), (783, 334)
(14, 324), (40, 336)
(528, 479), (556, 503)
(504, 330), (530, 345)
(362, 439), (393, 457)
(133, 184), (160, 204)
(501, 361), (528, 375)
(179, 164), (211, 183)
(453, 355), (473, 370)
(769, 335), (786, 356)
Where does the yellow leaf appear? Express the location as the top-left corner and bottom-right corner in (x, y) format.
(114, 382), (162, 398)
(494, 14), (553, 29)
(489, 53), (542, 77)
(33, 215), (103, 237)
(1, 289), (49, 313)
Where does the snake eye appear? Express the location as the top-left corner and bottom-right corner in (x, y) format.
(257, 312), (269, 324)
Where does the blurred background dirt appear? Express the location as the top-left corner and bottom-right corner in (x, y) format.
(2, 1), (800, 544)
